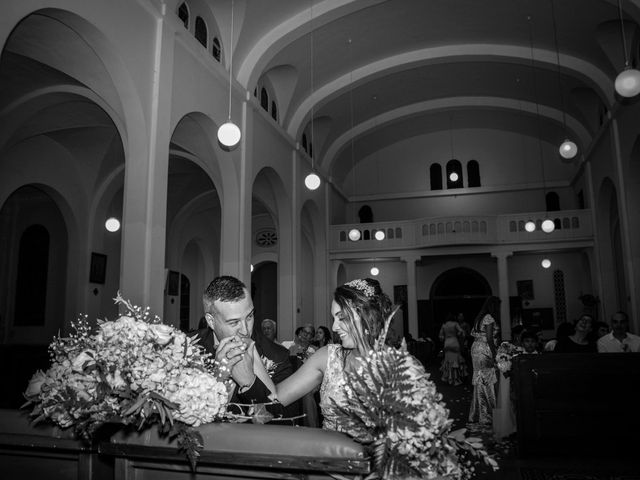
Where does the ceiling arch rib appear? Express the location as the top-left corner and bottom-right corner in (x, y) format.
(322, 96), (592, 174)
(236, 0), (386, 89)
(287, 44), (614, 139)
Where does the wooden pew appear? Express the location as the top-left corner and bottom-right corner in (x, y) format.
(512, 353), (640, 458)
(0, 408), (370, 479)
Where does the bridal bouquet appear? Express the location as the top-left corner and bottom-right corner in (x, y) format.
(22, 293), (230, 469)
(336, 318), (498, 479)
(495, 341), (524, 377)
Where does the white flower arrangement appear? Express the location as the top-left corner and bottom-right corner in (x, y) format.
(22, 292), (231, 469)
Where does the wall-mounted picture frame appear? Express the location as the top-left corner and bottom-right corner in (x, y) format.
(516, 279), (534, 300)
(167, 270), (180, 296)
(89, 252), (107, 284)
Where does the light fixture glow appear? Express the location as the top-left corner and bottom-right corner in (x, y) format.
(449, 172), (459, 182)
(541, 219), (555, 233)
(559, 139), (578, 160)
(541, 258), (551, 269)
(370, 266), (379, 276)
(374, 230), (385, 241)
(105, 217), (120, 232)
(217, 122), (241, 148)
(615, 67), (640, 97)
(304, 172), (321, 190)
(525, 220), (536, 232)
(348, 229), (361, 241)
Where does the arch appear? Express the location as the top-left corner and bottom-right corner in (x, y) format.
(177, 2), (189, 29)
(431, 267), (492, 298)
(15, 224), (49, 326)
(358, 205), (373, 223)
(429, 163), (443, 190)
(467, 159), (480, 187)
(446, 159), (463, 189)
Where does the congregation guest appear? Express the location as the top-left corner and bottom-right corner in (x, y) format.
(313, 326), (333, 348)
(510, 324), (524, 347)
(261, 318), (278, 343)
(554, 314), (597, 353)
(543, 321), (574, 352)
(520, 330), (539, 354)
(593, 321), (610, 340)
(597, 311), (640, 353)
(282, 325), (316, 359)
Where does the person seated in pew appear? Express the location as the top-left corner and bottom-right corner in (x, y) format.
(544, 321), (574, 352)
(520, 330), (539, 354)
(597, 311), (640, 353)
(553, 313), (597, 353)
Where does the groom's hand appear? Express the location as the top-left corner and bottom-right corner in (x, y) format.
(217, 335), (256, 390)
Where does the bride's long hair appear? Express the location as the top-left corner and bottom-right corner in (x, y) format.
(333, 278), (393, 354)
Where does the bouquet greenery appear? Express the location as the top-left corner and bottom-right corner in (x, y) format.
(495, 341), (524, 377)
(336, 313), (498, 479)
(22, 293), (230, 469)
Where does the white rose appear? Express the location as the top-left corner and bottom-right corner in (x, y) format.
(149, 324), (174, 346)
(25, 370), (47, 398)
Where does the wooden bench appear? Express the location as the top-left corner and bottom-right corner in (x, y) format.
(512, 353), (640, 458)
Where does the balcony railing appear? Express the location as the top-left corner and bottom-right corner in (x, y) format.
(330, 209), (593, 252)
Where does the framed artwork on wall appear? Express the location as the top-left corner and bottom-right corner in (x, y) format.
(167, 270), (180, 296)
(516, 279), (534, 300)
(89, 252), (107, 284)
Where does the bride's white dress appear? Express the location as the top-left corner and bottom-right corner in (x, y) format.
(319, 344), (349, 432)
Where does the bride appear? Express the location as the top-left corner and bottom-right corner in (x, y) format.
(273, 278), (394, 431)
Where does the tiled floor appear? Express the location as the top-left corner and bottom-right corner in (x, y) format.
(425, 360), (638, 480)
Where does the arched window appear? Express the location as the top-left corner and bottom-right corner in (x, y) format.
(194, 17), (207, 47)
(467, 160), (481, 187)
(430, 163), (443, 190)
(546, 191), (560, 211)
(446, 159), (463, 189)
(15, 225), (49, 326)
(177, 2), (189, 28)
(302, 134), (308, 152)
(271, 101), (278, 121)
(260, 87), (269, 111)
(212, 37), (221, 61)
(358, 205), (373, 223)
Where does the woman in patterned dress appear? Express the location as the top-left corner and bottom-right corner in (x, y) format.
(273, 278), (393, 431)
(468, 296), (500, 428)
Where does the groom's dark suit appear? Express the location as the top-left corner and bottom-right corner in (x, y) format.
(191, 327), (300, 422)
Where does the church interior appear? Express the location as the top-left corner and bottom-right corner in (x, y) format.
(1, 0), (639, 478)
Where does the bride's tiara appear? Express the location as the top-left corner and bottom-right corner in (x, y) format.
(345, 279), (375, 298)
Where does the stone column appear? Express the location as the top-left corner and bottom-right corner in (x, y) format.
(401, 255), (421, 338)
(491, 250), (514, 438)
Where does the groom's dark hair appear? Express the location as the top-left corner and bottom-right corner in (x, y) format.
(203, 276), (247, 310)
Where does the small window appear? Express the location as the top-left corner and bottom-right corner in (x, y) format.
(309, 143), (313, 158)
(546, 191), (560, 211)
(395, 227), (402, 239)
(195, 17), (207, 47)
(509, 221), (517, 232)
(446, 159), (463, 189)
(212, 37), (221, 61)
(387, 228), (394, 239)
(271, 101), (278, 121)
(340, 231), (346, 242)
(177, 2), (189, 29)
(363, 230), (370, 240)
(260, 87), (269, 111)
(430, 163), (442, 190)
(358, 205), (373, 223)
(302, 134), (308, 152)
(467, 160), (480, 187)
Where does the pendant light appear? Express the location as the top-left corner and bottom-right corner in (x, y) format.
(541, 258), (551, 269)
(304, 0), (321, 190)
(550, 0), (577, 160)
(615, 0), (640, 97)
(105, 217), (120, 232)
(217, 0), (241, 148)
(370, 258), (379, 276)
(528, 15), (555, 233)
(524, 220), (536, 232)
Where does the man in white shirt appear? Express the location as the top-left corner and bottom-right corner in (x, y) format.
(597, 311), (640, 353)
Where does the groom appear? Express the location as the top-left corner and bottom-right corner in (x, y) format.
(192, 275), (298, 420)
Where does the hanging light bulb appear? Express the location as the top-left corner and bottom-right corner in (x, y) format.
(449, 172), (459, 182)
(559, 139), (577, 160)
(348, 229), (361, 241)
(615, 0), (640, 97)
(525, 220), (536, 232)
(615, 66), (640, 97)
(541, 258), (551, 269)
(217, 122), (241, 148)
(374, 229), (385, 241)
(541, 219), (555, 233)
(304, 172), (321, 190)
(217, 0), (241, 148)
(370, 266), (379, 276)
(105, 217), (120, 232)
